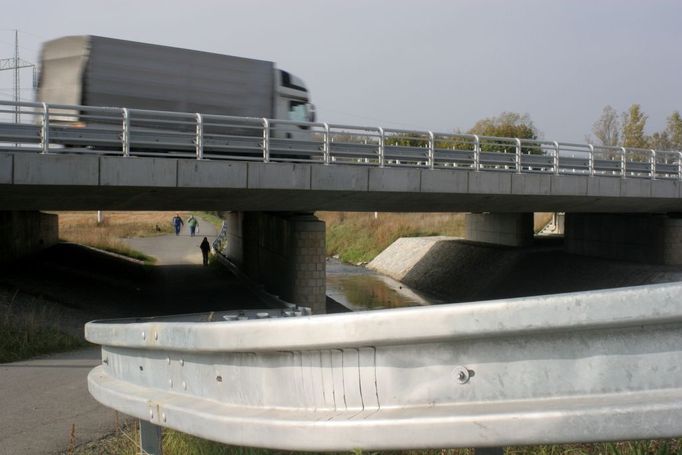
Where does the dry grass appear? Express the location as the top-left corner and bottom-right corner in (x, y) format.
(56, 211), (191, 262)
(0, 288), (87, 362)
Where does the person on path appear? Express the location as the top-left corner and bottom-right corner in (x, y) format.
(187, 215), (199, 237)
(200, 237), (211, 266)
(172, 213), (184, 236)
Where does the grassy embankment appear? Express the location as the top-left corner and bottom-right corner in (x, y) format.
(0, 288), (86, 363)
(57, 211), (185, 263)
(72, 421), (680, 455)
(319, 212), (553, 264)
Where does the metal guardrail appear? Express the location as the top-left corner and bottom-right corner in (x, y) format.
(2, 99), (682, 180)
(85, 282), (682, 451)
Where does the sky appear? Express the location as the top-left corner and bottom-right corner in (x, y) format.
(1, 0), (681, 142)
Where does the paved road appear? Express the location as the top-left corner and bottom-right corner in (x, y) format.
(0, 216), (263, 454)
(0, 348), (119, 455)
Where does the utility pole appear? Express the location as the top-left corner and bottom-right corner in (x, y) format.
(0, 30), (37, 122)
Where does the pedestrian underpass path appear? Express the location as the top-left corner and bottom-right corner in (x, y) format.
(0, 216), (258, 454)
(124, 216), (218, 265)
(0, 348), (119, 455)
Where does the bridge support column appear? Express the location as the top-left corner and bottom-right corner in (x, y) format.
(0, 211), (58, 265)
(565, 213), (682, 265)
(465, 213), (533, 247)
(225, 211), (326, 313)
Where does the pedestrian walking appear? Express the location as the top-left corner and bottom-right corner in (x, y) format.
(200, 237), (211, 266)
(171, 213), (184, 236)
(187, 215), (199, 237)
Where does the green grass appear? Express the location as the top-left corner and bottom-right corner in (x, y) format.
(0, 290), (87, 363)
(194, 211), (225, 231)
(72, 421), (681, 455)
(92, 243), (157, 264)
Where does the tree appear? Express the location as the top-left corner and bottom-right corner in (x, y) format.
(468, 112), (539, 154)
(592, 105), (620, 146)
(468, 112), (538, 140)
(621, 104), (648, 148)
(649, 131), (672, 150)
(666, 111), (682, 150)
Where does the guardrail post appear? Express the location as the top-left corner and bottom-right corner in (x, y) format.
(378, 127), (385, 168)
(40, 102), (49, 154)
(121, 108), (130, 157)
(323, 123), (331, 165)
(515, 138), (522, 174)
(262, 118), (270, 163)
(195, 113), (203, 160)
(620, 147), (627, 178)
(679, 152), (682, 181)
(588, 144), (595, 176)
(139, 420), (163, 455)
(553, 141), (560, 175)
(427, 131), (435, 169)
(474, 134), (480, 171)
(650, 149), (656, 180)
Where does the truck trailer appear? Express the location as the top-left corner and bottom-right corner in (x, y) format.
(37, 35), (315, 144)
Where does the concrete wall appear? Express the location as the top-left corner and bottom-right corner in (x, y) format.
(225, 212), (326, 313)
(465, 213), (534, 247)
(565, 213), (682, 265)
(0, 211), (58, 264)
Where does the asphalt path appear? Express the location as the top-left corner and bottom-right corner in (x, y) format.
(0, 216), (264, 454)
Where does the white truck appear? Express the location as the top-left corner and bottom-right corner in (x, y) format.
(37, 35), (315, 142)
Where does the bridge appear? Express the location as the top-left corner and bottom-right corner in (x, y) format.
(1, 99), (682, 312)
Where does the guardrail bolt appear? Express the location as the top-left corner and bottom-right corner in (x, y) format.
(454, 366), (472, 384)
(180, 359), (185, 366)
(166, 356), (171, 365)
(162, 413), (167, 423)
(154, 331), (158, 341)
(141, 331), (146, 340)
(182, 381), (187, 390)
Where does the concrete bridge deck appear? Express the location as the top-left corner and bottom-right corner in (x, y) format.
(1, 152), (681, 213)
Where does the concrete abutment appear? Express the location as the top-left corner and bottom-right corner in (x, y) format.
(0, 211), (58, 265)
(465, 212), (534, 247)
(224, 211), (326, 313)
(565, 213), (682, 265)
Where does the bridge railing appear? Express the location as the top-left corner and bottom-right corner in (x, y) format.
(1, 99), (681, 181)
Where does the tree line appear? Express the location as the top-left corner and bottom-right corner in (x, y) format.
(591, 104), (682, 150)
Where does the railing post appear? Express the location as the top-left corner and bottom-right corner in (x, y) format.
(262, 118), (270, 163)
(473, 134), (480, 171)
(553, 141), (560, 175)
(428, 131), (435, 169)
(588, 144), (595, 176)
(650, 149), (656, 180)
(378, 127), (385, 168)
(40, 102), (49, 154)
(195, 113), (203, 160)
(121, 108), (130, 157)
(139, 420), (163, 455)
(323, 123), (330, 165)
(620, 147), (627, 178)
(515, 138), (522, 174)
(679, 152), (682, 181)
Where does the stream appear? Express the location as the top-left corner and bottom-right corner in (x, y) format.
(325, 258), (440, 311)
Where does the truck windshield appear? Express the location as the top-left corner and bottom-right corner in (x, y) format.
(288, 101), (307, 122)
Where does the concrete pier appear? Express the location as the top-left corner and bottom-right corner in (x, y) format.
(465, 212), (534, 247)
(565, 213), (682, 265)
(0, 211), (58, 265)
(224, 212), (326, 313)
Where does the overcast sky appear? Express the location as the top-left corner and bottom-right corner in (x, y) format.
(1, 0), (680, 142)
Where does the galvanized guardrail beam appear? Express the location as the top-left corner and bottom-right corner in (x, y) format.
(86, 283), (682, 451)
